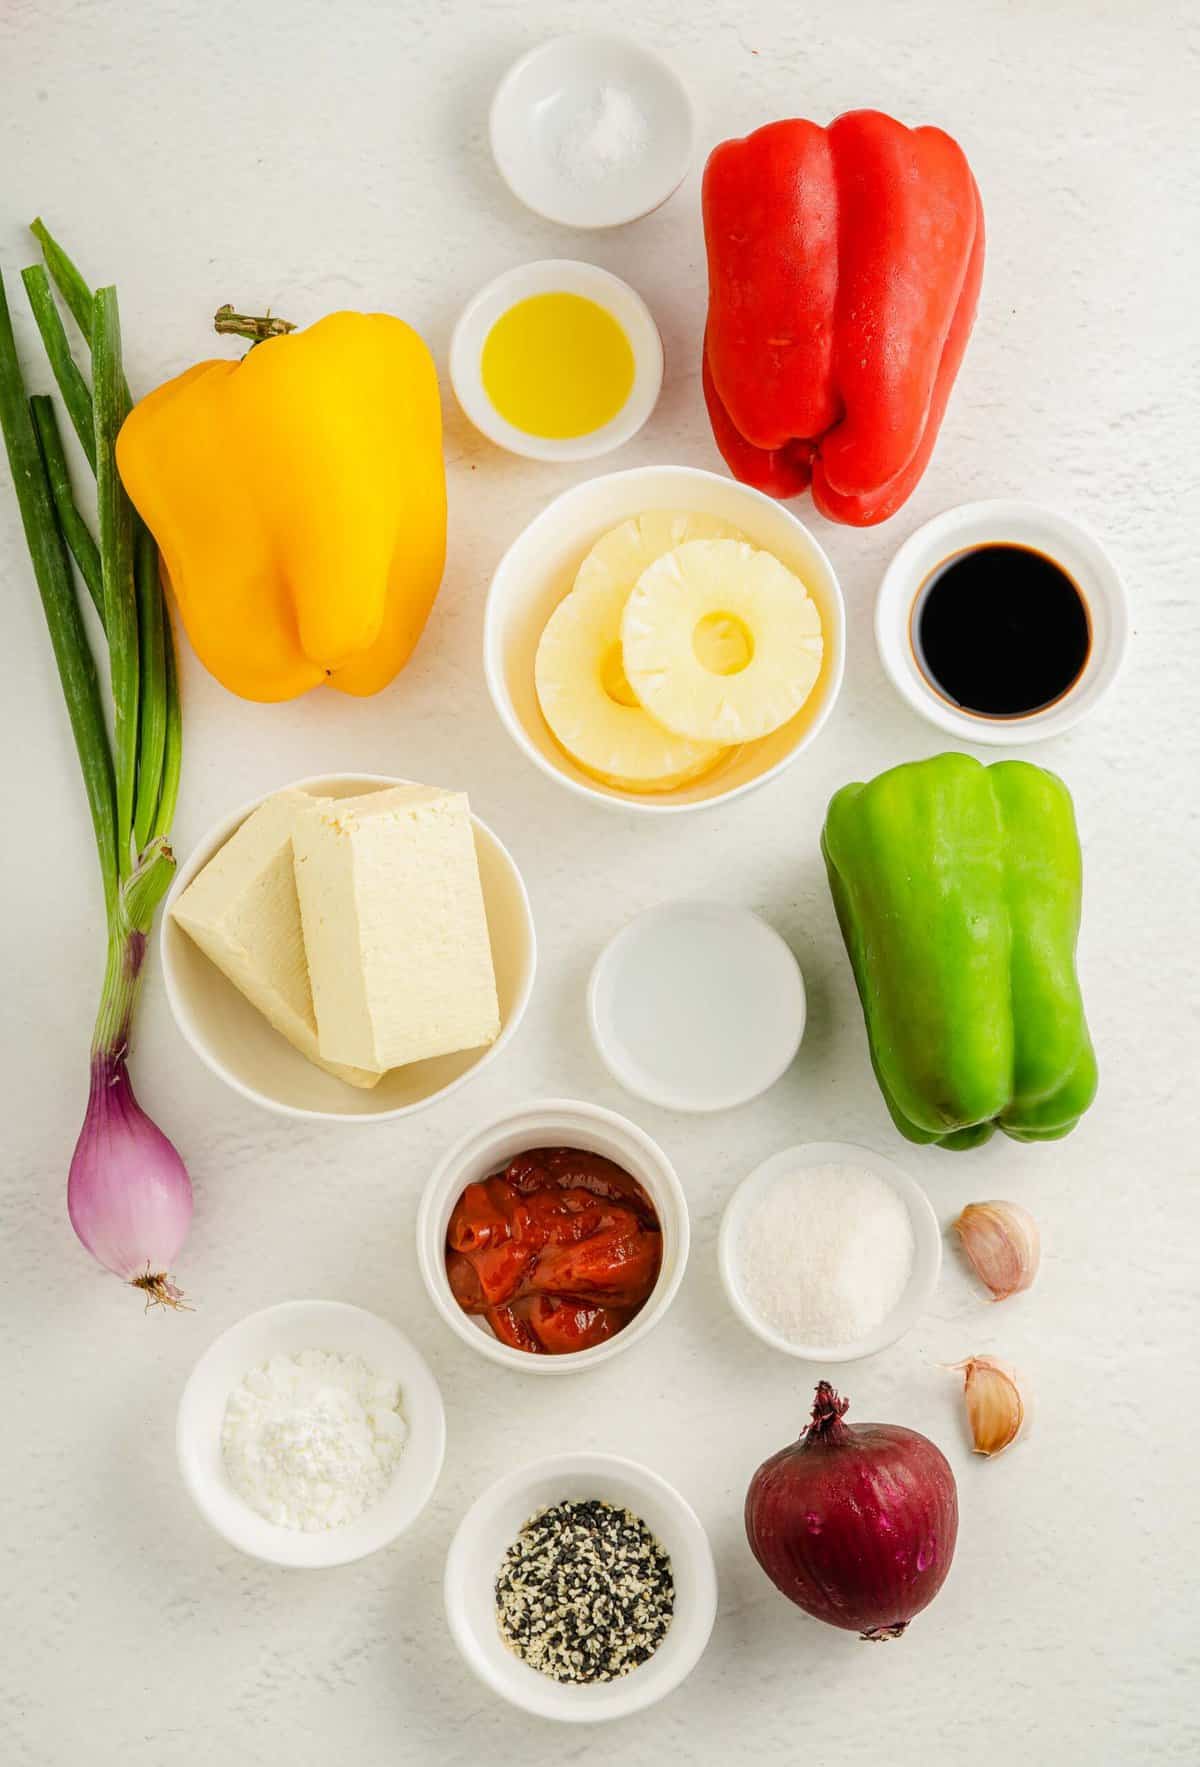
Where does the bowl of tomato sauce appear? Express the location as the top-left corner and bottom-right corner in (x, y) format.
(416, 1099), (689, 1373)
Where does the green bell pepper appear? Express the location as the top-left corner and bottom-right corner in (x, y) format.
(822, 752), (1097, 1149)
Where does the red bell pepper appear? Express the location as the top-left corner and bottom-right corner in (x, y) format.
(702, 109), (985, 526)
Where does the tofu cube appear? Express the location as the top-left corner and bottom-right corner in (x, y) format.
(170, 789), (382, 1088)
(291, 786), (500, 1072)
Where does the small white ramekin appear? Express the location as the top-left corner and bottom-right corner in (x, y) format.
(587, 901), (807, 1113)
(444, 1451), (717, 1721)
(416, 1099), (688, 1374)
(718, 1141), (942, 1363)
(489, 35), (695, 230)
(450, 260), (662, 462)
(161, 774), (536, 1123)
(875, 499), (1129, 744)
(483, 464), (845, 813)
(176, 1301), (446, 1569)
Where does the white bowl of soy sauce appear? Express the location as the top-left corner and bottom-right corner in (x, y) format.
(875, 500), (1129, 744)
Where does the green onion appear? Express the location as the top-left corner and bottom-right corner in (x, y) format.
(30, 217), (95, 342)
(133, 523), (166, 851)
(0, 272), (118, 911)
(22, 264), (96, 470)
(92, 287), (139, 877)
(30, 394), (104, 623)
(30, 219), (181, 858)
(2, 232), (191, 1308)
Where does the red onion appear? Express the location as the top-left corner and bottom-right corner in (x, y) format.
(745, 1382), (958, 1640)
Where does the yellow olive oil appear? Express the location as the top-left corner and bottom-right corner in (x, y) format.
(481, 292), (635, 439)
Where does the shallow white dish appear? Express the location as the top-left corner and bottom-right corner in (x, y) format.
(444, 1450), (716, 1722)
(450, 259), (663, 462)
(176, 1301), (446, 1569)
(161, 773), (536, 1123)
(718, 1141), (942, 1363)
(489, 34), (695, 229)
(588, 901), (806, 1112)
(416, 1098), (688, 1374)
(484, 464), (846, 813)
(876, 499), (1129, 744)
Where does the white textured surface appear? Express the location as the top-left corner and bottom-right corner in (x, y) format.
(1, 2), (1196, 1761)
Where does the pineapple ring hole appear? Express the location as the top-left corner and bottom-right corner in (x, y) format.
(600, 642), (641, 708)
(693, 612), (754, 676)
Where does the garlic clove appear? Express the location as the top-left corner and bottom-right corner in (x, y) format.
(953, 1356), (1026, 1457)
(952, 1200), (1040, 1301)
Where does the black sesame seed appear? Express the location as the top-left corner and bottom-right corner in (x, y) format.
(494, 1499), (675, 1685)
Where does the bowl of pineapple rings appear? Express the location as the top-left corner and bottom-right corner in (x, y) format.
(483, 465), (846, 813)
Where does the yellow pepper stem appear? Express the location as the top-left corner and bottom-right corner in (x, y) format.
(212, 304), (296, 345)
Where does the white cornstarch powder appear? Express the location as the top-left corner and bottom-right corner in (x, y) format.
(221, 1349), (408, 1532)
(737, 1164), (916, 1348)
(550, 84), (650, 187)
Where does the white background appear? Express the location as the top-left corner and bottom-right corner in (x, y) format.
(2, 2), (1197, 1762)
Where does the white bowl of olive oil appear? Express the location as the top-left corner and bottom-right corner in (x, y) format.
(449, 260), (662, 462)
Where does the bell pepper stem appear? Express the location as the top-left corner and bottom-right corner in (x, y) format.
(213, 304), (296, 345)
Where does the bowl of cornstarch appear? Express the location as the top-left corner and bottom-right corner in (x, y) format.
(444, 1451), (717, 1722)
(718, 1142), (942, 1362)
(177, 1300), (446, 1567)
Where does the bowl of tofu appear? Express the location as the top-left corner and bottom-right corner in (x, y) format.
(161, 774), (537, 1121)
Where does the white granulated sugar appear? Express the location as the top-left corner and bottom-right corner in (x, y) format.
(550, 84), (650, 187)
(738, 1164), (916, 1348)
(221, 1349), (408, 1532)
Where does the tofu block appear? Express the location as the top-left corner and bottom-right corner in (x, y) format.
(291, 786), (501, 1071)
(171, 789), (382, 1089)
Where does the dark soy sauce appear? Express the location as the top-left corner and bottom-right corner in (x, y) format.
(913, 543), (1091, 718)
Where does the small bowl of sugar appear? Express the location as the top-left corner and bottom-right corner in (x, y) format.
(177, 1300), (446, 1567)
(489, 35), (695, 229)
(718, 1142), (942, 1363)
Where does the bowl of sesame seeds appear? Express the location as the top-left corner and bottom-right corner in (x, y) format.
(444, 1450), (718, 1721)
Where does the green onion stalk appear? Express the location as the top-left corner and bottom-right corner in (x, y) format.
(0, 224), (191, 1308)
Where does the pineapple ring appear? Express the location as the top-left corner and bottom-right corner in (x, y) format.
(621, 538), (824, 744)
(534, 512), (743, 793)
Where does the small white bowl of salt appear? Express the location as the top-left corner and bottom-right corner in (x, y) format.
(489, 34), (695, 229)
(718, 1143), (942, 1363)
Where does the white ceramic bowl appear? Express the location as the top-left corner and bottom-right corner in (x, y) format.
(176, 1300), (446, 1568)
(588, 901), (806, 1112)
(161, 774), (536, 1123)
(445, 1451), (717, 1721)
(718, 1141), (942, 1363)
(450, 259), (663, 462)
(416, 1099), (689, 1373)
(876, 499), (1129, 744)
(484, 465), (846, 813)
(489, 35), (695, 229)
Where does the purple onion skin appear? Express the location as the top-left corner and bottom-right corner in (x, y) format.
(67, 1050), (193, 1308)
(745, 1383), (958, 1640)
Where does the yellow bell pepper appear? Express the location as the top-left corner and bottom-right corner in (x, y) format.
(116, 311), (446, 701)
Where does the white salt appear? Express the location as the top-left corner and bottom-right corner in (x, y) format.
(737, 1163), (916, 1348)
(549, 84), (649, 188)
